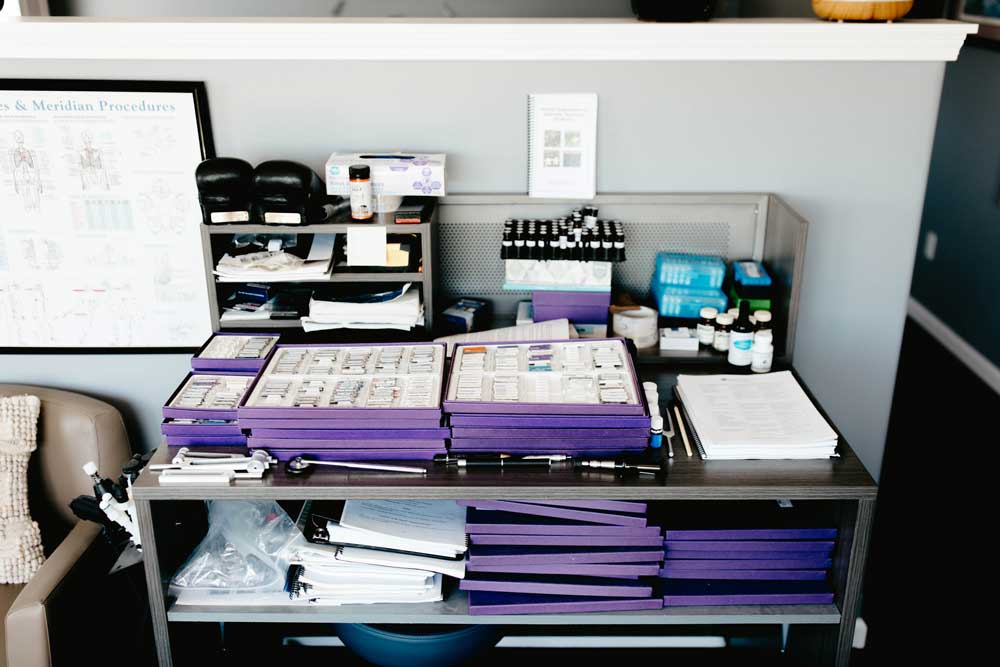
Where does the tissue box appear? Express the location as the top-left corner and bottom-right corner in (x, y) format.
(325, 153), (446, 197)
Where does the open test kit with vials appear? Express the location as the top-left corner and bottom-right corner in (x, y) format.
(190, 332), (281, 373)
(163, 374), (254, 420)
(443, 338), (646, 416)
(238, 343), (446, 419)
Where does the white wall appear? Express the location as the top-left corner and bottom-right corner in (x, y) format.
(0, 57), (944, 479)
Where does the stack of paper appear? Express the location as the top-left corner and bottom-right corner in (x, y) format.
(302, 283), (423, 331)
(308, 500), (469, 580)
(286, 545), (444, 604)
(675, 371), (838, 460)
(214, 235), (336, 283)
(434, 318), (577, 356)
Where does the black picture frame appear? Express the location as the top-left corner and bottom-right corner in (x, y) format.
(0, 79), (215, 354)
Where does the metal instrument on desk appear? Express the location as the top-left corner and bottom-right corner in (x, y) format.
(575, 459), (663, 476)
(284, 456), (427, 475)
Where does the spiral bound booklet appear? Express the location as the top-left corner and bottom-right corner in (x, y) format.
(528, 93), (598, 199)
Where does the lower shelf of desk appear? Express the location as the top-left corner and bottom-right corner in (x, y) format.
(167, 591), (841, 626)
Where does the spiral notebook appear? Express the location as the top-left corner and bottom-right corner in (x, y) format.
(527, 93), (598, 199)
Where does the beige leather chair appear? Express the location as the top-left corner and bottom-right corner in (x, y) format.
(1, 385), (131, 667)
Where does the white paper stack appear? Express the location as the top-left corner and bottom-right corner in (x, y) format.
(675, 371), (839, 460)
(287, 545), (445, 604)
(214, 235), (336, 283)
(434, 318), (578, 355)
(302, 283), (424, 331)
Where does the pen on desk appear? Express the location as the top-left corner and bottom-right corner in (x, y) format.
(663, 409), (675, 458)
(434, 453), (510, 465)
(674, 405), (693, 457)
(575, 459), (662, 475)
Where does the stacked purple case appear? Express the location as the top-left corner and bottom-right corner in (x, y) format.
(238, 342), (448, 461)
(660, 527), (838, 604)
(462, 501), (663, 615)
(190, 332), (281, 373)
(444, 338), (651, 456)
(161, 372), (255, 447)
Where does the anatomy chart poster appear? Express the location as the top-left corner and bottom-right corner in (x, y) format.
(0, 86), (212, 347)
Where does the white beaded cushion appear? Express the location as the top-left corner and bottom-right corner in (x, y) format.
(0, 394), (45, 584)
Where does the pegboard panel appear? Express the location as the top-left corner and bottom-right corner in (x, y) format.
(438, 194), (767, 317)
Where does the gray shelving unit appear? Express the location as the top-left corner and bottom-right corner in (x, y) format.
(435, 193), (805, 362)
(200, 208), (439, 330)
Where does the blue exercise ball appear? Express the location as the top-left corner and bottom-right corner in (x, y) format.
(335, 624), (503, 667)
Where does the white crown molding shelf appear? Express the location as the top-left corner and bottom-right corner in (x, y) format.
(0, 17), (977, 62)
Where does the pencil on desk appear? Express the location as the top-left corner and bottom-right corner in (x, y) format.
(674, 405), (693, 457)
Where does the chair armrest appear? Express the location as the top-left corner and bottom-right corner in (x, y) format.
(5, 522), (102, 667)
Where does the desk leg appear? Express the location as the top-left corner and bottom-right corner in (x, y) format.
(135, 499), (174, 667)
(834, 497), (875, 667)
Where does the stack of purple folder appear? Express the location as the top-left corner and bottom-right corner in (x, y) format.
(660, 527), (838, 606)
(459, 500), (664, 615)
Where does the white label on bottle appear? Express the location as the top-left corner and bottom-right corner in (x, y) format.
(696, 323), (715, 345)
(349, 180), (374, 220)
(728, 332), (754, 366)
(713, 330), (730, 352)
(210, 211), (249, 223)
(752, 348), (773, 373)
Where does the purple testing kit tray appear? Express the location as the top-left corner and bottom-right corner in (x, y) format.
(458, 500), (648, 527)
(249, 437), (446, 450)
(164, 434), (249, 446)
(262, 447), (444, 462)
(661, 580), (834, 606)
(465, 510), (659, 535)
(664, 549), (833, 560)
(468, 546), (666, 566)
(518, 500), (647, 513)
(461, 574), (653, 598)
(190, 332), (280, 373)
(443, 338), (646, 417)
(449, 414), (650, 428)
(659, 567), (827, 581)
(250, 428), (451, 440)
(451, 426), (650, 439)
(239, 417), (443, 429)
(449, 438), (648, 451)
(467, 562), (661, 578)
(162, 372), (255, 421)
(238, 342), (446, 421)
(664, 528), (838, 541)
(467, 591), (663, 616)
(160, 420), (244, 436)
(471, 534), (664, 548)
(665, 540), (835, 553)
(662, 558), (833, 570)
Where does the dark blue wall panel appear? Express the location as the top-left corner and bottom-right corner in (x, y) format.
(912, 42), (1000, 367)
